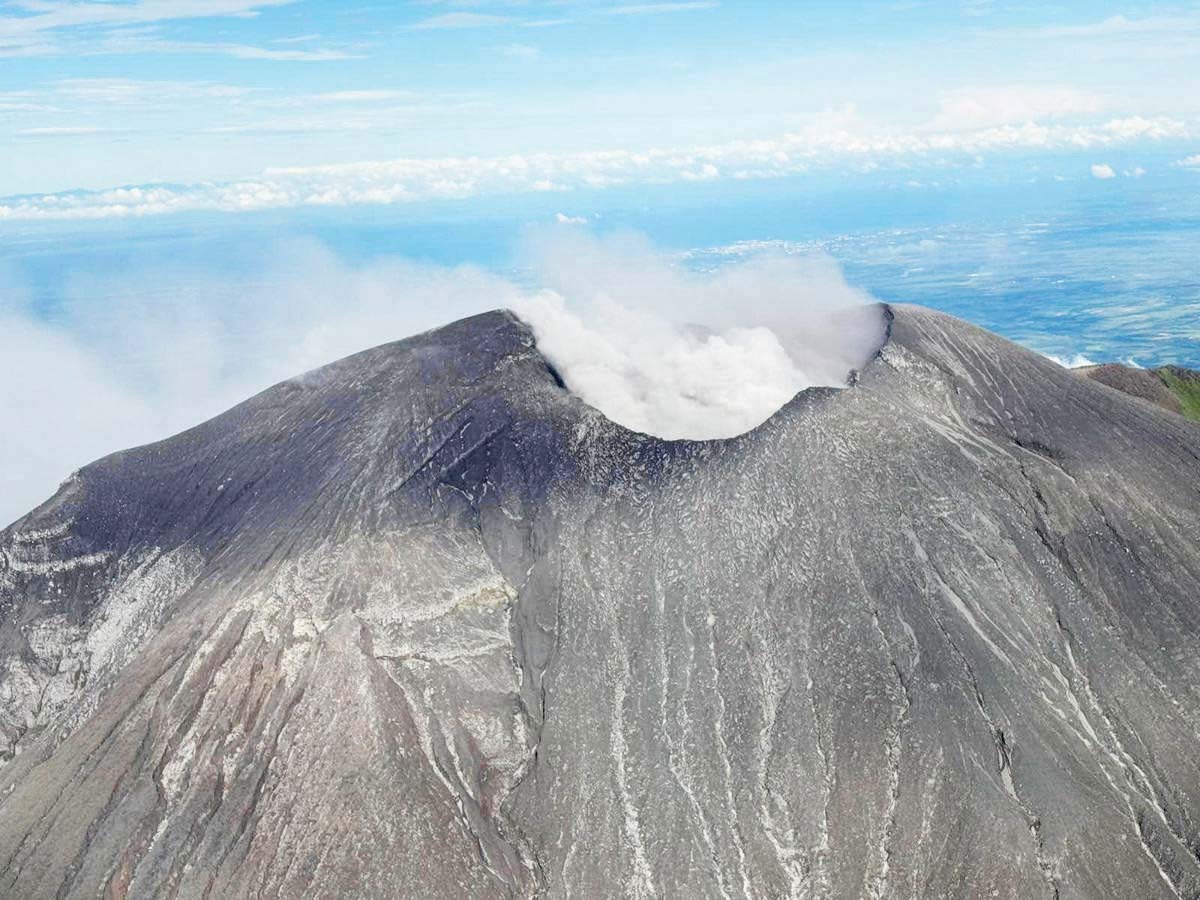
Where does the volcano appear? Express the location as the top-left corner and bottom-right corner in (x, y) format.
(1, 305), (1199, 899)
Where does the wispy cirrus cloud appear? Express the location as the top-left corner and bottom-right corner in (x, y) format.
(0, 78), (482, 140)
(601, 2), (718, 15)
(16, 125), (124, 137)
(0, 113), (1189, 221)
(52, 78), (252, 104)
(293, 89), (415, 104)
(0, 39), (56, 57)
(90, 28), (359, 59)
(1013, 14), (1200, 39)
(0, 89), (58, 112)
(0, 0), (296, 38)
(409, 1), (718, 29)
(0, 1), (356, 59)
(270, 33), (321, 44)
(203, 91), (490, 133)
(498, 42), (540, 58)
(411, 11), (513, 29)
(1, 33), (352, 60)
(214, 42), (356, 60)
(991, 13), (1200, 63)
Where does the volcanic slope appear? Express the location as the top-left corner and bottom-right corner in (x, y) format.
(1, 305), (1199, 899)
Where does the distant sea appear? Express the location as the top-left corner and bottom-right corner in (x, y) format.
(3, 155), (1198, 368)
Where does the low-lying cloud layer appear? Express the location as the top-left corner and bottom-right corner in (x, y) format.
(0, 231), (883, 525)
(1, 114), (1190, 221)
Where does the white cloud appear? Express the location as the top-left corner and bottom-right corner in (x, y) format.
(16, 126), (120, 136)
(961, 0), (995, 17)
(935, 84), (1108, 130)
(275, 89), (413, 106)
(0, 0), (296, 44)
(1090, 162), (1116, 179)
(271, 33), (320, 44)
(1099, 116), (1185, 141)
(1018, 14), (1200, 40)
(0, 89), (59, 112)
(601, 2), (718, 14)
(680, 162), (720, 181)
(1177, 154), (1200, 169)
(996, 14), (1200, 63)
(215, 42), (355, 60)
(2, 22), (352, 60)
(203, 119), (382, 135)
(412, 12), (512, 29)
(499, 42), (540, 59)
(2, 80), (481, 142)
(52, 78), (252, 105)
(0, 39), (57, 58)
(0, 233), (882, 524)
(0, 101), (56, 111)
(0, 114), (1192, 221)
(555, 212), (588, 224)
(200, 94), (489, 134)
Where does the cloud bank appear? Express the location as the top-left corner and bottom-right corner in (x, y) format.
(0, 114), (1190, 221)
(0, 232), (883, 525)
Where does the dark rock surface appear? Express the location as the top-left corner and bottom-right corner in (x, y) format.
(1, 304), (1199, 899)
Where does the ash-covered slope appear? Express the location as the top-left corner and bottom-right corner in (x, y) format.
(1, 305), (1199, 900)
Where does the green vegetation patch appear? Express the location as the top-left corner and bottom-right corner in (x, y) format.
(1158, 367), (1200, 421)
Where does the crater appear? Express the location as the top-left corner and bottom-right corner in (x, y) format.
(513, 297), (890, 441)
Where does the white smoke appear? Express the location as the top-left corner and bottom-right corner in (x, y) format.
(0, 230), (884, 526)
(513, 229), (885, 439)
(517, 291), (813, 439)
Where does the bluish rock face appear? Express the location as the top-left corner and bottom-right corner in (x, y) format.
(0, 305), (1198, 899)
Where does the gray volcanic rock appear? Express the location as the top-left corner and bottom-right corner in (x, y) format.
(1, 304), (1199, 899)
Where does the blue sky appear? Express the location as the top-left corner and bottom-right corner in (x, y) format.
(2, 1), (1200, 213)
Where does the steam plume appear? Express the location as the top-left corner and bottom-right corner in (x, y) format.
(0, 230), (885, 525)
(514, 230), (886, 438)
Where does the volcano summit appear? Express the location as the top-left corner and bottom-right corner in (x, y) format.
(1, 305), (1199, 899)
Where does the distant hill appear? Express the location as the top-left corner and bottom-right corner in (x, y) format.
(1075, 362), (1200, 420)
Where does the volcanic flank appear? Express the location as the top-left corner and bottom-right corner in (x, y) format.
(1, 305), (1199, 899)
